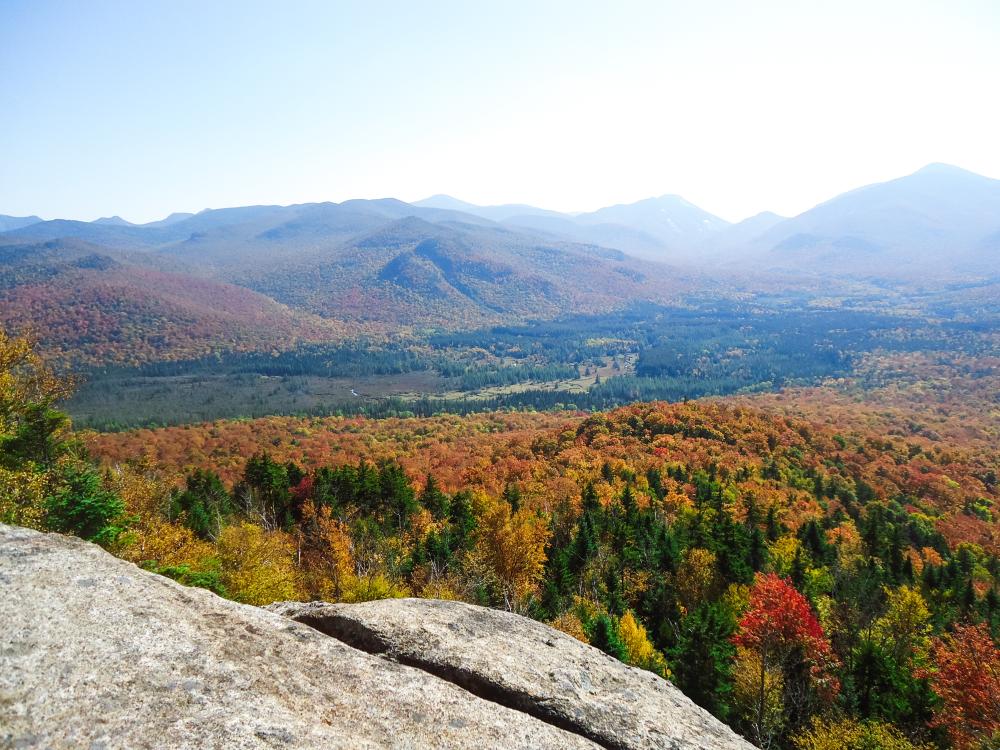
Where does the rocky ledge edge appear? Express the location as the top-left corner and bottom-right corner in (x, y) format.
(1, 523), (753, 749)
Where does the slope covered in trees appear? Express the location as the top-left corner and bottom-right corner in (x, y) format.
(4, 329), (999, 749)
(0, 240), (349, 366)
(0, 207), (700, 368)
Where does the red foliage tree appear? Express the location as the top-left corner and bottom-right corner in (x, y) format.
(920, 623), (1000, 750)
(733, 573), (831, 660)
(732, 573), (840, 746)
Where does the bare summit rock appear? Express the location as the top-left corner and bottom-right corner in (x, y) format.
(269, 598), (755, 750)
(0, 524), (596, 749)
(2, 523), (753, 749)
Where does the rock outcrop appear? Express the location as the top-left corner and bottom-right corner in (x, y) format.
(270, 599), (754, 750)
(1, 524), (753, 749)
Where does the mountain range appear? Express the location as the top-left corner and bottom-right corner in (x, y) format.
(416, 164), (1000, 273)
(0, 200), (696, 365)
(1, 164), (997, 365)
(4, 162), (998, 272)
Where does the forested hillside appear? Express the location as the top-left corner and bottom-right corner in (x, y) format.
(4, 330), (997, 750)
(0, 206), (700, 368)
(0, 239), (349, 365)
(6, 163), (999, 373)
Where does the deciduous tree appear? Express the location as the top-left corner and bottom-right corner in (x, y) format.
(920, 623), (1000, 750)
(471, 499), (551, 611)
(217, 522), (302, 605)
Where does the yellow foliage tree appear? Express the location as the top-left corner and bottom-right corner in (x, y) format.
(733, 646), (785, 748)
(118, 517), (216, 572)
(339, 572), (409, 603)
(618, 610), (670, 678)
(675, 547), (719, 612)
(0, 466), (47, 529)
(826, 520), (864, 569)
(872, 585), (932, 667)
(0, 330), (73, 468)
(793, 716), (934, 750)
(417, 574), (463, 601)
(471, 499), (551, 611)
(768, 536), (802, 578)
(0, 331), (73, 527)
(103, 460), (171, 522)
(216, 522), (302, 605)
(298, 500), (354, 601)
(548, 611), (589, 643)
(723, 582), (752, 618)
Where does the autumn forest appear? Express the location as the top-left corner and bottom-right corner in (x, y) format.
(3, 295), (999, 749)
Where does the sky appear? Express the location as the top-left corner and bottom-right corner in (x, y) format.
(1, 0), (999, 224)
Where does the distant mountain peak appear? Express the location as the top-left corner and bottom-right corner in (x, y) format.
(914, 162), (971, 175)
(93, 215), (133, 226)
(144, 212), (196, 227)
(742, 211), (785, 223)
(420, 193), (462, 203)
(0, 214), (43, 233)
(413, 195), (477, 211)
(906, 163), (998, 185)
(576, 194), (730, 250)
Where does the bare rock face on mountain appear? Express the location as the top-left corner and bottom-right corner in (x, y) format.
(1, 523), (752, 749)
(270, 599), (755, 750)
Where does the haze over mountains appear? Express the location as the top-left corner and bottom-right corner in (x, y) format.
(1, 163), (997, 365)
(0, 199), (692, 365)
(417, 164), (1000, 272)
(748, 163), (1000, 274)
(4, 163), (998, 273)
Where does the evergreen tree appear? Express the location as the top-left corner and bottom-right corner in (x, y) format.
(170, 468), (232, 540)
(243, 452), (293, 529)
(45, 463), (126, 546)
(378, 462), (417, 529)
(448, 490), (476, 550)
(589, 614), (628, 662)
(501, 482), (522, 512)
(765, 506), (782, 542)
(669, 602), (736, 720)
(420, 473), (450, 519)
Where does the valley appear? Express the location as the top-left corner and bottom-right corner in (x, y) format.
(65, 292), (997, 430)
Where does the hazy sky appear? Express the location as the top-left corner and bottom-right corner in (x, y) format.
(2, 0), (998, 223)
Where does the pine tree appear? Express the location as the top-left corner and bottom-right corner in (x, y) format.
(502, 482), (522, 512)
(420, 473), (450, 519)
(670, 602), (736, 720)
(589, 614), (628, 662)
